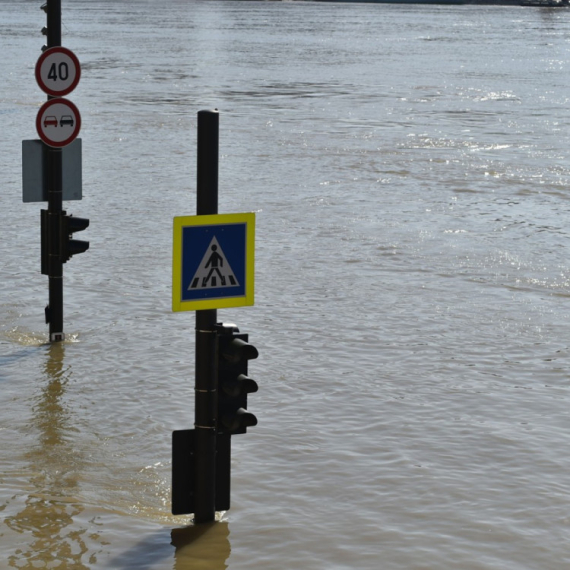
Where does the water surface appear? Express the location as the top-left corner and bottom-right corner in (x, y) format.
(1, 1), (570, 568)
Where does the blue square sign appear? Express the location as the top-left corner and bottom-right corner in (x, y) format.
(172, 213), (255, 312)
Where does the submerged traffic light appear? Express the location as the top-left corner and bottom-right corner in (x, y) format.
(172, 324), (259, 516)
(61, 211), (89, 263)
(41, 211), (89, 273)
(216, 324), (259, 435)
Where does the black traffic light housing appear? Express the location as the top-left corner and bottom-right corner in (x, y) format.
(172, 324), (260, 516)
(41, 210), (89, 274)
(61, 211), (89, 263)
(216, 324), (258, 435)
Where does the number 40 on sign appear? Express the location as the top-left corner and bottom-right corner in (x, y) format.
(35, 46), (81, 97)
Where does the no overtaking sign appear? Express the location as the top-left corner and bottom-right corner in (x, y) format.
(36, 98), (81, 148)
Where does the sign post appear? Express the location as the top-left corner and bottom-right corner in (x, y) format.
(193, 110), (220, 524)
(44, 0), (65, 342)
(36, 0), (86, 342)
(171, 112), (258, 522)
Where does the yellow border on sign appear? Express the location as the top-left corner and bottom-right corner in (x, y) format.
(172, 212), (255, 312)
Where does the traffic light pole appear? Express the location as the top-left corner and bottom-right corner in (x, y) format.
(45, 0), (64, 342)
(46, 149), (64, 341)
(194, 109), (219, 524)
(171, 110), (258, 519)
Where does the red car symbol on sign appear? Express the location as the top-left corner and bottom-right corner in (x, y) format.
(44, 115), (58, 128)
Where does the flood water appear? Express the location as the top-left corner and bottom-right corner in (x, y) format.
(2, 0), (570, 568)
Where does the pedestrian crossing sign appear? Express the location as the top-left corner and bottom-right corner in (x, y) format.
(172, 213), (255, 312)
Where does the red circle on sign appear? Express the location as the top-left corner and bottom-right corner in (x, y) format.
(36, 98), (81, 148)
(35, 47), (81, 97)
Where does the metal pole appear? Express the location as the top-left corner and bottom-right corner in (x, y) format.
(46, 0), (64, 342)
(194, 109), (219, 523)
(46, 0), (61, 47)
(46, 149), (63, 340)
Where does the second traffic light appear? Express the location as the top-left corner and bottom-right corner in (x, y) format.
(216, 324), (259, 435)
(61, 211), (89, 263)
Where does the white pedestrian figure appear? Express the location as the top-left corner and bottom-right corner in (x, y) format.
(203, 244), (226, 287)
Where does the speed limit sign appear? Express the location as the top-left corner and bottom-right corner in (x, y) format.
(35, 46), (81, 97)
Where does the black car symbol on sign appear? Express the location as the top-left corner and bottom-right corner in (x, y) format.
(60, 115), (74, 127)
(44, 115), (58, 128)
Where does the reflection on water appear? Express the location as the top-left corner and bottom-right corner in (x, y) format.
(4, 343), (89, 569)
(101, 523), (231, 570)
(171, 523), (230, 570)
(0, 341), (232, 570)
